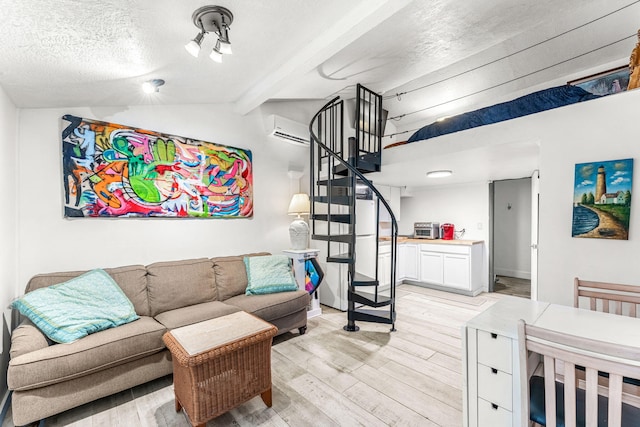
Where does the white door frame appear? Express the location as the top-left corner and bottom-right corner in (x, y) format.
(530, 170), (540, 301)
(488, 175), (538, 298)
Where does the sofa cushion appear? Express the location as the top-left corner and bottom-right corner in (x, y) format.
(154, 301), (241, 330)
(25, 264), (150, 316)
(244, 255), (298, 295)
(8, 316), (166, 391)
(146, 258), (216, 316)
(224, 290), (310, 322)
(212, 252), (270, 300)
(12, 269), (139, 343)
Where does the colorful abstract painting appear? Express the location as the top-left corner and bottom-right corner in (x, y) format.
(62, 115), (253, 218)
(572, 158), (633, 240)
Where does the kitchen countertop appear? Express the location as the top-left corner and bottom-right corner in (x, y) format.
(379, 237), (484, 246)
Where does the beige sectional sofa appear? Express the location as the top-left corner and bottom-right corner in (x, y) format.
(8, 253), (310, 426)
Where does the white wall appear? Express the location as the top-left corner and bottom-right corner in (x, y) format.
(15, 102), (312, 291)
(535, 89), (640, 305)
(0, 86), (17, 394)
(400, 182), (490, 288)
(399, 182), (490, 241)
(493, 178), (531, 279)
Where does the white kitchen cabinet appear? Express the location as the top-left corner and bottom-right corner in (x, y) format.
(419, 251), (443, 285)
(401, 244), (418, 281)
(397, 244), (406, 281)
(443, 253), (471, 289)
(377, 184), (391, 200)
(375, 184), (401, 222)
(419, 242), (483, 294)
(378, 244), (391, 288)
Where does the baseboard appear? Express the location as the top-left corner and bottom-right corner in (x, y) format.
(495, 268), (531, 280)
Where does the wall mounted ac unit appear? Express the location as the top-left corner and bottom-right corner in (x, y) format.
(268, 115), (310, 146)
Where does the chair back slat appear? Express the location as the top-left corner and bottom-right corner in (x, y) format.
(586, 368), (598, 426)
(574, 277), (640, 318)
(609, 374), (624, 427)
(565, 362), (577, 427)
(518, 319), (640, 427)
(543, 354), (557, 427)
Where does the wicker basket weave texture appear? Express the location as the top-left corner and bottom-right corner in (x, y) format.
(163, 323), (277, 425)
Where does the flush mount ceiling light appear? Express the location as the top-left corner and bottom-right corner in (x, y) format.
(142, 79), (165, 94)
(185, 5), (233, 63)
(426, 170), (453, 178)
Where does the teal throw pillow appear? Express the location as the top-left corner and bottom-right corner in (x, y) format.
(12, 269), (139, 343)
(244, 255), (299, 295)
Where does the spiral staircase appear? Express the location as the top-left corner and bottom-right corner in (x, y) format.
(309, 84), (398, 332)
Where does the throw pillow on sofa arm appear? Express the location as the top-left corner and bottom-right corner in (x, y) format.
(11, 269), (139, 344)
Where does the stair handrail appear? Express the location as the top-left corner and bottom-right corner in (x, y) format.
(309, 97), (399, 234)
(310, 95), (398, 332)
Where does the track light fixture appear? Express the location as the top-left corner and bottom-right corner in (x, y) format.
(185, 5), (234, 63)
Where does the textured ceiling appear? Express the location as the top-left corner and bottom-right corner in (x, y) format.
(0, 0), (638, 130)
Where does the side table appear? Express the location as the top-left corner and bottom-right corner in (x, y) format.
(283, 248), (322, 318)
(162, 311), (278, 427)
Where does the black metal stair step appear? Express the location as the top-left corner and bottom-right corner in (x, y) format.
(317, 176), (354, 188)
(352, 272), (377, 286)
(360, 152), (381, 166)
(352, 308), (395, 325)
(333, 157), (381, 176)
(349, 290), (393, 308)
(312, 214), (352, 224)
(313, 195), (352, 206)
(326, 253), (354, 264)
(312, 234), (353, 244)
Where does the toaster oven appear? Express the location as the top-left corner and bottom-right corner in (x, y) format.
(414, 222), (439, 239)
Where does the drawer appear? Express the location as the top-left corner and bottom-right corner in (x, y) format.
(477, 363), (512, 411)
(477, 330), (512, 374)
(477, 398), (512, 427)
(420, 243), (470, 255)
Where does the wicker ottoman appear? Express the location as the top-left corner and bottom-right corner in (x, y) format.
(162, 311), (278, 427)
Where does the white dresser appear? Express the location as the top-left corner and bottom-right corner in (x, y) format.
(463, 297), (549, 427)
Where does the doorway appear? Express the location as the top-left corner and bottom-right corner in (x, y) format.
(490, 177), (533, 298)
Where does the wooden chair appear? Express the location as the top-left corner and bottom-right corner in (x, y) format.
(517, 319), (640, 426)
(574, 278), (640, 317)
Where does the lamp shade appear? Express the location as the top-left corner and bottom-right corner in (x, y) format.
(288, 193), (310, 216)
(210, 42), (223, 63)
(185, 32), (204, 57)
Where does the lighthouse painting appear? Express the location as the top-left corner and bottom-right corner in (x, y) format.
(572, 158), (633, 240)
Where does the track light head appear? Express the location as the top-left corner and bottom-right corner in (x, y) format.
(184, 32), (204, 57)
(218, 23), (232, 55)
(210, 41), (223, 63)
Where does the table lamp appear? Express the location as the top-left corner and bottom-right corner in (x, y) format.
(288, 193), (310, 250)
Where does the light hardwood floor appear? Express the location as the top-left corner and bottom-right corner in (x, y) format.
(3, 285), (507, 427)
